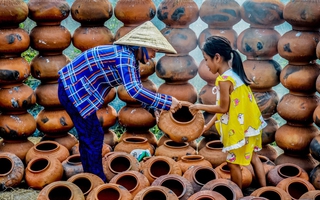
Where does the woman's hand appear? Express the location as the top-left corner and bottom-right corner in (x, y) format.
(170, 97), (182, 113)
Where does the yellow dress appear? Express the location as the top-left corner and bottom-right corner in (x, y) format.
(214, 69), (267, 166)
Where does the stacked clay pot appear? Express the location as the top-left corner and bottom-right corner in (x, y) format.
(239, 0), (285, 162)
(275, 0), (320, 173)
(114, 0), (159, 149)
(71, 0), (118, 148)
(0, 0), (36, 162)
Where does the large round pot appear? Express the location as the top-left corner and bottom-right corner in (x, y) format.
(86, 183), (133, 200)
(198, 28), (237, 50)
(114, 136), (154, 155)
(198, 140), (228, 168)
(133, 185), (179, 200)
(201, 178), (243, 200)
(155, 140), (196, 161)
(250, 186), (291, 200)
(37, 181), (85, 200)
(62, 154), (83, 179)
(0, 57), (30, 85)
(157, 82), (198, 103)
(67, 172), (104, 196)
(276, 177), (315, 200)
(177, 155), (212, 174)
(0, 152), (24, 188)
(0, 0), (28, 28)
(0, 28), (30, 57)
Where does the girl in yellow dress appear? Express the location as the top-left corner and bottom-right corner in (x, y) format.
(189, 36), (267, 189)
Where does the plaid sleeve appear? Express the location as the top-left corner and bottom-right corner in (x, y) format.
(115, 53), (172, 111)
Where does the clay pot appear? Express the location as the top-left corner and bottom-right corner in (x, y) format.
(67, 172), (105, 196)
(118, 106), (156, 130)
(86, 183), (133, 200)
(114, 136), (154, 155)
(157, 0), (199, 28)
(199, 0), (241, 28)
(35, 83), (61, 108)
(314, 104), (320, 128)
(0, 152), (24, 188)
(71, 142), (111, 157)
(156, 55), (198, 83)
(215, 162), (253, 188)
(71, 0), (113, 26)
(197, 135), (220, 151)
(240, 0), (285, 28)
(243, 60), (281, 92)
(277, 94), (319, 125)
(261, 118), (278, 145)
(0, 112), (36, 139)
(0, 57), (30, 85)
(37, 181), (85, 200)
(276, 177), (315, 200)
(266, 163), (309, 186)
(0, 0), (28, 28)
(29, 25), (71, 55)
(0, 139), (34, 161)
(140, 156), (182, 184)
(259, 155), (276, 175)
(280, 63), (320, 95)
(201, 178), (244, 200)
(114, 26), (136, 41)
(158, 82), (198, 103)
(72, 26), (114, 51)
(177, 155), (212, 174)
(152, 174), (194, 200)
(250, 186), (291, 200)
(103, 130), (119, 148)
(139, 59), (156, 80)
(310, 134), (320, 163)
(257, 144), (279, 162)
(299, 190), (320, 200)
(183, 165), (220, 193)
(237, 27), (281, 60)
(197, 59), (219, 86)
(133, 185), (179, 200)
(41, 133), (78, 151)
(25, 140), (70, 164)
(198, 140), (228, 168)
(0, 28), (30, 57)
(155, 140), (196, 161)
(198, 28), (238, 50)
(114, 0), (156, 26)
(36, 109), (74, 134)
(25, 156), (63, 189)
(62, 154), (83, 179)
(275, 153), (319, 174)
(109, 171), (150, 197)
(119, 130), (157, 148)
(277, 30), (320, 65)
(308, 164), (320, 190)
(188, 190), (227, 200)
(240, 197), (268, 200)
(254, 90), (279, 119)
(102, 152), (140, 182)
(275, 123), (319, 155)
(158, 101), (204, 143)
(96, 105), (118, 129)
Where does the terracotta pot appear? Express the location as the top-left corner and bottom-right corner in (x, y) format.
(158, 101), (204, 143)
(275, 153), (319, 174)
(277, 94), (319, 125)
(280, 63), (320, 96)
(30, 25), (71, 55)
(183, 165), (220, 193)
(198, 28), (237, 50)
(102, 152), (140, 182)
(0, 152), (24, 188)
(0, 0), (28, 28)
(257, 144), (278, 162)
(114, 136), (154, 155)
(160, 27), (197, 56)
(25, 140), (70, 164)
(240, 0), (285, 28)
(197, 59), (219, 86)
(139, 59), (156, 80)
(0, 139), (34, 161)
(114, 26), (136, 41)
(140, 156), (182, 184)
(261, 118), (278, 145)
(102, 88), (117, 106)
(0, 28), (30, 57)
(156, 55), (198, 83)
(157, 0), (199, 28)
(310, 134), (320, 161)
(62, 154), (83, 179)
(155, 140), (196, 161)
(253, 90), (279, 119)
(201, 178), (244, 200)
(35, 83), (61, 108)
(25, 156), (63, 189)
(299, 190), (320, 200)
(36, 109), (74, 134)
(277, 30), (320, 65)
(158, 82), (198, 103)
(37, 181), (85, 200)
(96, 105), (118, 129)
(283, 0), (320, 31)
(67, 172), (105, 196)
(71, 143), (111, 157)
(119, 130), (157, 148)
(41, 132), (78, 151)
(199, 0), (241, 28)
(133, 185), (179, 200)
(266, 163), (309, 186)
(118, 106), (156, 130)
(177, 155), (212, 174)
(308, 164), (320, 190)
(197, 135), (220, 151)
(243, 60), (281, 92)
(275, 123), (319, 155)
(109, 171), (150, 197)
(313, 104), (320, 128)
(237, 27), (281, 60)
(0, 112), (36, 139)
(114, 0), (156, 26)
(86, 183), (133, 200)
(31, 54), (70, 82)
(259, 155), (276, 175)
(103, 130), (119, 148)
(240, 197), (268, 200)
(198, 140), (228, 168)
(250, 186), (291, 200)
(71, 0), (113, 26)
(0, 57), (30, 85)
(188, 190), (227, 200)
(201, 112), (220, 139)
(72, 26), (114, 51)
(276, 177), (315, 200)
(215, 162), (253, 188)
(151, 174), (194, 200)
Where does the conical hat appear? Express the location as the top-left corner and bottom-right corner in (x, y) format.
(114, 21), (177, 54)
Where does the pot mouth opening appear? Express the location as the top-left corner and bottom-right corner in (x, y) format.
(149, 159), (171, 179)
(170, 106), (195, 124)
(48, 185), (73, 200)
(72, 177), (93, 196)
(96, 185), (121, 200)
(0, 157), (13, 176)
(142, 188), (167, 199)
(109, 156), (131, 174)
(194, 167), (218, 186)
(115, 173), (139, 192)
(160, 177), (186, 198)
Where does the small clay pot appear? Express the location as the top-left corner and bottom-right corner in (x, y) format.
(0, 152), (24, 188)
(62, 154), (83, 179)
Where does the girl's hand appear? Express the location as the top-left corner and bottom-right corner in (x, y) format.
(189, 104), (200, 116)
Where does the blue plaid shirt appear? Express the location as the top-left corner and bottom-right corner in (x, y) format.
(58, 45), (172, 118)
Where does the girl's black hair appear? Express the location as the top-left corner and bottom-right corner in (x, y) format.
(202, 36), (251, 85)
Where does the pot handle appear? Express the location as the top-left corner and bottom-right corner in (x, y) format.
(203, 114), (217, 133)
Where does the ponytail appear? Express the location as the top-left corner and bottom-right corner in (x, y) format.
(231, 50), (251, 85)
